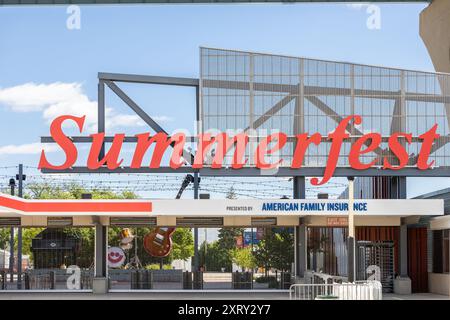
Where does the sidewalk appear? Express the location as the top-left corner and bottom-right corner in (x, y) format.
(383, 293), (450, 300)
(0, 291), (290, 300)
(0, 291), (449, 300)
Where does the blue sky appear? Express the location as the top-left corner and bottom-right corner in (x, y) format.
(0, 3), (448, 200)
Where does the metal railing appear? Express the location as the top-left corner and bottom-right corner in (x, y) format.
(24, 271), (55, 290)
(289, 281), (382, 300)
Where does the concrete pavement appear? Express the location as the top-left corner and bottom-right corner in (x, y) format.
(0, 291), (449, 300)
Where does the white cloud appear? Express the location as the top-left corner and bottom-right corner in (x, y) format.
(0, 82), (84, 113)
(0, 142), (59, 155)
(106, 113), (145, 130)
(0, 82), (172, 132)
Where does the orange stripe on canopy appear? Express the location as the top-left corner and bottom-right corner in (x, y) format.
(0, 194), (152, 213)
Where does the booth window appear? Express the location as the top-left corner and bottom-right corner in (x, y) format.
(432, 230), (449, 274)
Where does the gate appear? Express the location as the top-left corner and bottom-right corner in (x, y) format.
(356, 241), (395, 293)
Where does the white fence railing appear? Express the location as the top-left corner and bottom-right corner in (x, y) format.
(289, 281), (383, 300)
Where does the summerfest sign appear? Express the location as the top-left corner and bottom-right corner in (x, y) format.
(38, 114), (440, 186)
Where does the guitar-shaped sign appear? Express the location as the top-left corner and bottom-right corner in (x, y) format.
(143, 227), (176, 257)
(143, 174), (197, 257)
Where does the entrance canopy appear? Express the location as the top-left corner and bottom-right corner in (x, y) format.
(0, 193), (443, 227)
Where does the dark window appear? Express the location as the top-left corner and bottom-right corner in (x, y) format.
(307, 227), (348, 276)
(432, 230), (449, 274)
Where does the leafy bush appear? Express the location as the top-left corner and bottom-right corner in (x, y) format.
(145, 264), (172, 270)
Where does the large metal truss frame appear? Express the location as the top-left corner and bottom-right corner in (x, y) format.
(40, 69), (450, 177)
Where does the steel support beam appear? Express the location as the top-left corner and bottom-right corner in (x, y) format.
(104, 80), (195, 164)
(203, 79), (450, 104)
(99, 72), (199, 87)
(293, 177), (306, 278)
(94, 224), (107, 278)
(105, 80), (169, 135)
(98, 80), (105, 159)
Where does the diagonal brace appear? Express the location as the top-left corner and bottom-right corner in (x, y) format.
(105, 80), (195, 165)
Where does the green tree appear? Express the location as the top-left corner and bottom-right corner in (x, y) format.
(230, 247), (256, 272)
(226, 186), (237, 200)
(215, 188), (244, 268)
(26, 183), (137, 200)
(199, 240), (232, 272)
(170, 228), (194, 261)
(254, 239), (272, 276)
(20, 228), (45, 257)
(215, 227), (243, 271)
(256, 228), (294, 272)
(0, 228), (10, 250)
(217, 228), (243, 251)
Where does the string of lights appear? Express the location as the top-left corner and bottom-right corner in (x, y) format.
(0, 165), (347, 199)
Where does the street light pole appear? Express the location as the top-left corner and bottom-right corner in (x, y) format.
(8, 178), (15, 283)
(16, 164), (24, 289)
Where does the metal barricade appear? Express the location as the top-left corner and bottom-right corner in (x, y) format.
(24, 271), (55, 290)
(289, 281), (383, 300)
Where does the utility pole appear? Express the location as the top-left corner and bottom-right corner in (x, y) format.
(16, 164), (25, 289)
(8, 178), (15, 283)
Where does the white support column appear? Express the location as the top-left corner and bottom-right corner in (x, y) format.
(93, 223), (108, 294)
(348, 177), (356, 283)
(293, 177), (306, 280)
